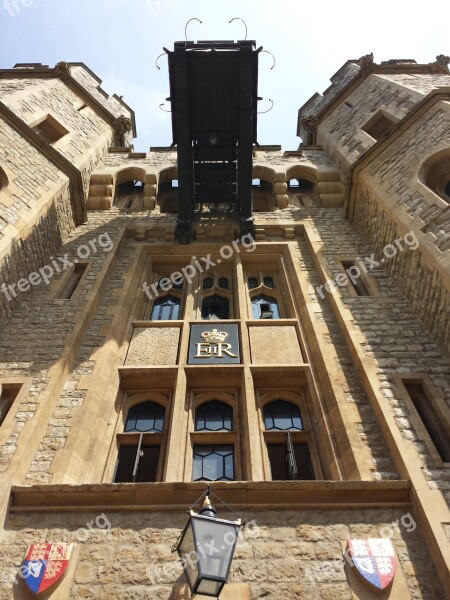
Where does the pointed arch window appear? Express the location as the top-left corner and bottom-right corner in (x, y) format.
(195, 400), (233, 432)
(248, 277), (258, 290)
(218, 277), (229, 290)
(263, 400), (314, 481)
(114, 401), (166, 483)
(151, 295), (180, 320)
(251, 295), (280, 319)
(125, 401), (165, 433)
(203, 277), (214, 290)
(191, 396), (237, 482)
(201, 295), (230, 320)
(264, 400), (303, 431)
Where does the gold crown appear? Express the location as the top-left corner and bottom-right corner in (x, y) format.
(201, 329), (228, 342)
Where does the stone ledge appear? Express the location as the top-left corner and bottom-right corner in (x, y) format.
(9, 480), (411, 513)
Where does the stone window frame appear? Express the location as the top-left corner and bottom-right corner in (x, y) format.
(418, 148), (450, 207)
(335, 255), (380, 298)
(150, 295), (181, 321)
(245, 270), (285, 319)
(29, 112), (70, 146)
(53, 261), (90, 300)
(195, 269), (235, 320)
(257, 390), (322, 481)
(0, 379), (29, 446)
(145, 271), (186, 321)
(184, 390), (241, 482)
(393, 373), (450, 467)
(105, 390), (171, 483)
(360, 107), (400, 143)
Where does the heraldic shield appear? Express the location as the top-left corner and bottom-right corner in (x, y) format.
(21, 543), (73, 596)
(347, 538), (396, 592)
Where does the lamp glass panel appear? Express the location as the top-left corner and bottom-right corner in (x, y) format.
(192, 517), (239, 580)
(178, 523), (199, 589)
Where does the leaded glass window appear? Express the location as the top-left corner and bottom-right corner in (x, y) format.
(195, 401), (233, 431)
(201, 295), (230, 320)
(263, 400), (303, 431)
(151, 296), (180, 320)
(251, 295), (280, 319)
(192, 445), (234, 481)
(125, 401), (165, 433)
(203, 277), (213, 290)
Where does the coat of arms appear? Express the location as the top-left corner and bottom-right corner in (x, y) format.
(346, 538), (396, 592)
(21, 543), (73, 596)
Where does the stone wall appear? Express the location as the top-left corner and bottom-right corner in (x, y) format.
(318, 74), (424, 177)
(1, 77), (115, 192)
(0, 507), (444, 599)
(0, 209), (125, 476)
(353, 187), (450, 358)
(0, 72), (126, 331)
(296, 206), (450, 500)
(1, 198), (448, 490)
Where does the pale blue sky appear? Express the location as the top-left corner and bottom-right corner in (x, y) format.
(1, 0), (448, 151)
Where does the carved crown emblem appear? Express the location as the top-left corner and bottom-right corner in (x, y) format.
(201, 329), (228, 343)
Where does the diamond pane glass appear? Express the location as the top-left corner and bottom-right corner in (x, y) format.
(193, 445), (234, 481)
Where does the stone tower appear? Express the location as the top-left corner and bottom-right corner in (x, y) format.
(0, 49), (449, 599)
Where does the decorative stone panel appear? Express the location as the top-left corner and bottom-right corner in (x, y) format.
(249, 325), (303, 364)
(125, 327), (180, 366)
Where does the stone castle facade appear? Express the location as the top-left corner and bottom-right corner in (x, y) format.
(0, 53), (449, 599)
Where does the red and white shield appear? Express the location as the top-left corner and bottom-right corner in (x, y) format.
(21, 543), (73, 596)
(346, 538), (396, 592)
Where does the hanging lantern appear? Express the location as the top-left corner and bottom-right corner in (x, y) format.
(174, 488), (242, 597)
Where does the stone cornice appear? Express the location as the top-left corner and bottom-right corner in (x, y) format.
(0, 101), (87, 225)
(9, 480), (411, 512)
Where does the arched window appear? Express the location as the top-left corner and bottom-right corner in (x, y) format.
(157, 277), (183, 292)
(203, 277), (213, 290)
(264, 400), (303, 431)
(288, 178), (314, 191)
(201, 295), (230, 320)
(445, 181), (450, 198)
(420, 152), (450, 203)
(151, 296), (180, 320)
(218, 277), (229, 290)
(262, 400), (314, 481)
(125, 401), (165, 432)
(195, 401), (233, 431)
(251, 295), (280, 319)
(114, 401), (166, 483)
(248, 277), (258, 290)
(263, 276), (275, 289)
